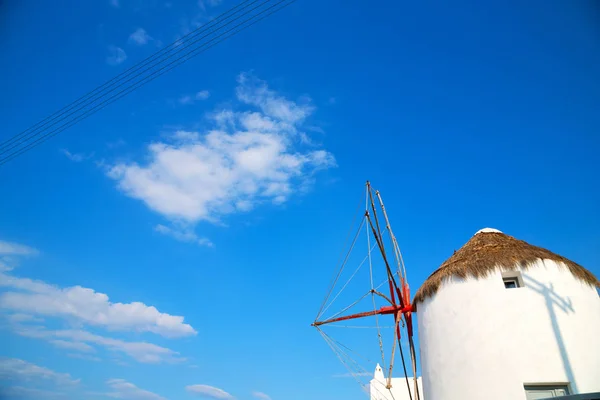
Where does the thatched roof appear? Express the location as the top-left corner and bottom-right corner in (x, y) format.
(413, 228), (600, 304)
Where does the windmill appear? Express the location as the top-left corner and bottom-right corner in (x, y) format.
(312, 181), (420, 400)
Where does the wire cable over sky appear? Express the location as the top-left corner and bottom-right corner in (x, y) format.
(0, 0), (297, 167)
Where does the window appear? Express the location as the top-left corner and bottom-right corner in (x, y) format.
(502, 271), (524, 289)
(503, 278), (519, 289)
(524, 384), (569, 399)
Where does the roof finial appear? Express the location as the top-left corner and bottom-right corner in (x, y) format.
(374, 363), (385, 381)
(475, 227), (503, 235)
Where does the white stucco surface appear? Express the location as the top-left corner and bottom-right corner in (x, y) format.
(417, 258), (600, 400)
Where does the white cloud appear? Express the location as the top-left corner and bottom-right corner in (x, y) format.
(155, 224), (214, 247)
(252, 392), (271, 400)
(107, 73), (335, 231)
(236, 73), (313, 124)
(178, 95), (193, 105)
(0, 358), (79, 386)
(196, 90), (210, 100)
(6, 313), (44, 323)
(0, 239), (191, 365)
(178, 90), (210, 105)
(13, 326), (182, 364)
(0, 386), (65, 399)
(66, 353), (101, 362)
(105, 379), (165, 400)
(129, 28), (152, 45)
(172, 130), (200, 141)
(107, 46), (127, 66)
(49, 340), (95, 353)
(0, 241), (38, 256)
(0, 241), (37, 273)
(186, 385), (234, 399)
(61, 149), (92, 162)
(0, 272), (196, 337)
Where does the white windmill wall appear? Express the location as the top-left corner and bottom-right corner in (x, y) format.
(417, 258), (600, 400)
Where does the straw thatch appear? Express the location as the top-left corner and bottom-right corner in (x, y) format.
(413, 230), (600, 304)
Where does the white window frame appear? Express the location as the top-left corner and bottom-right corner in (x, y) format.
(502, 270), (524, 289)
(524, 383), (570, 398)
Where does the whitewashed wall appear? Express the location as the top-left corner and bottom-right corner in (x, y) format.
(417, 259), (600, 400)
(370, 374), (423, 400)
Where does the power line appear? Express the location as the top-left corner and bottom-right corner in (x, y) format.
(0, 0), (260, 154)
(0, 0), (292, 163)
(0, 0), (296, 167)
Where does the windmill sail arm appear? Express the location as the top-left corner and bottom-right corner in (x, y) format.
(312, 304), (413, 327)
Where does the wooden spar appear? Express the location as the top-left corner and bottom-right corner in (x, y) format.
(375, 190), (421, 400)
(409, 334), (421, 400)
(312, 304), (413, 327)
(375, 190), (407, 281)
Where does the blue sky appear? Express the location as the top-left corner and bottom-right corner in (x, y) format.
(1, 0), (599, 399)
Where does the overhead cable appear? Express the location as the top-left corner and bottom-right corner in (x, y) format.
(0, 0), (296, 167)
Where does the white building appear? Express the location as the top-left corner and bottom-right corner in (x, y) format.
(370, 228), (600, 400)
(415, 228), (600, 399)
(370, 364), (422, 400)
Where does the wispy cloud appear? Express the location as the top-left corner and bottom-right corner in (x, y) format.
(66, 353), (101, 362)
(107, 46), (127, 65)
(13, 325), (183, 364)
(178, 90), (210, 105)
(199, 0), (222, 8)
(236, 72), (314, 124)
(196, 90), (210, 100)
(107, 73), (335, 244)
(0, 386), (66, 399)
(186, 385), (234, 399)
(6, 313), (44, 323)
(155, 224), (214, 247)
(110, 0), (120, 7)
(107, 139), (127, 149)
(129, 28), (152, 45)
(252, 392), (272, 400)
(332, 372), (372, 378)
(178, 95), (193, 105)
(0, 357), (79, 386)
(49, 340), (95, 353)
(104, 379), (166, 400)
(0, 240), (37, 273)
(61, 149), (92, 162)
(0, 241), (38, 257)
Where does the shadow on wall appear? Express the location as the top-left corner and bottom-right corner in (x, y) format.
(523, 272), (577, 394)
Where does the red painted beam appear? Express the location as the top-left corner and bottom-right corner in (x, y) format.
(312, 304), (413, 327)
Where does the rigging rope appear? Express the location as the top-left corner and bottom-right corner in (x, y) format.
(315, 201), (365, 321)
(321, 290), (371, 323)
(319, 237), (375, 319)
(317, 329), (367, 391)
(319, 328), (386, 399)
(319, 328), (400, 400)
